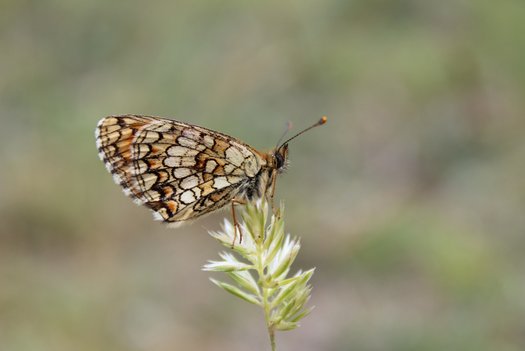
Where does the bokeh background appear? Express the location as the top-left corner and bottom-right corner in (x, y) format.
(1, 1), (524, 350)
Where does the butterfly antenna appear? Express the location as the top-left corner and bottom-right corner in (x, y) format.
(278, 116), (327, 148)
(275, 121), (293, 149)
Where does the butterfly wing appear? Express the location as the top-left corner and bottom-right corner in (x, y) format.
(96, 115), (264, 225)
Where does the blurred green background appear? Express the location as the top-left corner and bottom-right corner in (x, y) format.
(1, 1), (524, 350)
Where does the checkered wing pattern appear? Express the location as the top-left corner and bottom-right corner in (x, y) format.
(96, 115), (264, 226)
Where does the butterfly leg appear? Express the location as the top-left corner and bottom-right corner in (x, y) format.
(268, 169), (278, 213)
(230, 198), (246, 247)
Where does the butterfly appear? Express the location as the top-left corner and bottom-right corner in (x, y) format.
(95, 115), (326, 228)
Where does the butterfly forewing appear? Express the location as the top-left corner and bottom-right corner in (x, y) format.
(96, 115), (265, 226)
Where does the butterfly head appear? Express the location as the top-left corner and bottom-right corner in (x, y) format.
(268, 116), (327, 172)
(274, 143), (289, 172)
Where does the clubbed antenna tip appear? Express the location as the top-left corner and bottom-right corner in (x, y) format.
(278, 115), (328, 148)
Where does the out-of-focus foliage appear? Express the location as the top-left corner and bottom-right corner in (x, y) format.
(1, 1), (524, 350)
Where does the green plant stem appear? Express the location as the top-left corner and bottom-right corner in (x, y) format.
(263, 283), (276, 351)
(268, 325), (276, 351)
(255, 235), (277, 351)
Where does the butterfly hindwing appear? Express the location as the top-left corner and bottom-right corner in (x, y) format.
(96, 115), (264, 225)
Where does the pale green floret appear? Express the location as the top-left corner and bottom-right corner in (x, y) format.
(202, 199), (314, 351)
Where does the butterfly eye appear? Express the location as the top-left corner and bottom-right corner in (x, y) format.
(275, 149), (286, 170)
